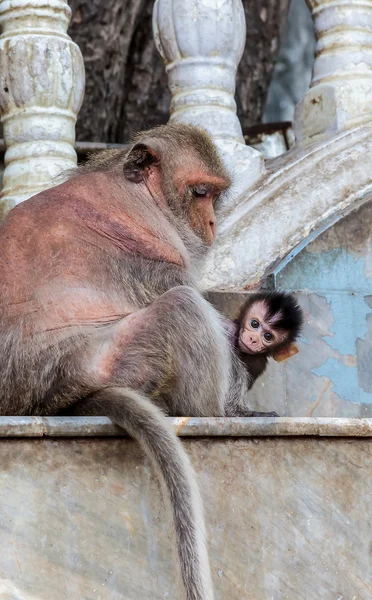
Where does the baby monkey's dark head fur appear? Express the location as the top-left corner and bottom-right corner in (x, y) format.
(236, 291), (304, 389)
(238, 291), (304, 350)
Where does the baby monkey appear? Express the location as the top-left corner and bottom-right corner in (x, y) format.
(234, 291), (304, 389)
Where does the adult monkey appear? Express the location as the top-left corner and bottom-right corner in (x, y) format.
(0, 124), (277, 600)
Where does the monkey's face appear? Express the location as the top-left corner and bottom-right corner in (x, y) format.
(186, 184), (221, 246)
(155, 171), (223, 246)
(171, 164), (229, 246)
(238, 301), (287, 355)
(122, 127), (231, 246)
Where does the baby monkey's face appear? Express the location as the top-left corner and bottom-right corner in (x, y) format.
(238, 300), (288, 355)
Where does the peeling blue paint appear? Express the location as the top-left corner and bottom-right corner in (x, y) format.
(277, 248), (372, 294)
(323, 292), (371, 356)
(279, 247), (372, 354)
(278, 246), (372, 408)
(312, 359), (372, 404)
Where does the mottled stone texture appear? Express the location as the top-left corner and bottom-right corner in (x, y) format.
(0, 436), (371, 600)
(277, 199), (372, 416)
(209, 199), (372, 418)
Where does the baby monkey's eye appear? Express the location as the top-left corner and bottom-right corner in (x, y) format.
(250, 319), (259, 328)
(264, 332), (273, 341)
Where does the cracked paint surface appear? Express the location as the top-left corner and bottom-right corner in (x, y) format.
(276, 200), (372, 414)
(209, 200), (372, 416)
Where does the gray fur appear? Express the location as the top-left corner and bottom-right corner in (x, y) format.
(0, 123), (275, 600)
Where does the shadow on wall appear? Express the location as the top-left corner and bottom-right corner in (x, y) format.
(263, 0), (315, 123)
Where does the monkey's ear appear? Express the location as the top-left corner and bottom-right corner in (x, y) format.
(272, 343), (299, 363)
(123, 142), (160, 183)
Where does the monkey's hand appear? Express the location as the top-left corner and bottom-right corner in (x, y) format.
(225, 406), (280, 418)
(246, 410), (280, 417)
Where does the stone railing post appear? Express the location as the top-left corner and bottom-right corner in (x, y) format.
(295, 0), (372, 144)
(0, 0), (85, 214)
(153, 0), (265, 195)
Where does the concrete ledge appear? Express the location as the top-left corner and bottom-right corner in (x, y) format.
(0, 416), (372, 437)
(0, 418), (371, 598)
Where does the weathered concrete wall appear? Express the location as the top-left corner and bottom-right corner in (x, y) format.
(0, 431), (371, 600)
(207, 198), (372, 418)
(277, 198), (372, 416)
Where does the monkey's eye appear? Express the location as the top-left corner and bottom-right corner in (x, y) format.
(264, 332), (273, 341)
(250, 319), (259, 328)
(192, 185), (209, 198)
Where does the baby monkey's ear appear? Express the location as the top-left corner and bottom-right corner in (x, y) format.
(272, 343), (299, 363)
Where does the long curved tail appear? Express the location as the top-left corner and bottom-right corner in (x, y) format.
(79, 387), (214, 600)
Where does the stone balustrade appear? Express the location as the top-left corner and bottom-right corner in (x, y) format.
(151, 0), (372, 289)
(153, 0), (265, 196)
(0, 0), (84, 213)
(295, 0), (372, 144)
(0, 0), (371, 290)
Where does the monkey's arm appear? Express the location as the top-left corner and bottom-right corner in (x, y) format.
(239, 354), (269, 389)
(222, 317), (239, 345)
(224, 314), (269, 388)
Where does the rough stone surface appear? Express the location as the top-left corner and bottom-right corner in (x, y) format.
(294, 0), (372, 143)
(0, 436), (371, 599)
(1, 416), (372, 438)
(277, 198), (372, 416)
(201, 126), (372, 290)
(207, 198), (372, 418)
(0, 0), (85, 211)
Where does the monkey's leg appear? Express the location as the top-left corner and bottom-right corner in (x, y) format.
(78, 285), (230, 417)
(224, 358), (280, 418)
(66, 287), (229, 600)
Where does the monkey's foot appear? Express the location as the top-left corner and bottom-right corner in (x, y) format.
(248, 410), (279, 417)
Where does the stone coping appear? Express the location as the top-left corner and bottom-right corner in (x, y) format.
(0, 417), (371, 437)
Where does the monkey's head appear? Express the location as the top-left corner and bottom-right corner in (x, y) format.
(122, 124), (231, 246)
(237, 291), (304, 362)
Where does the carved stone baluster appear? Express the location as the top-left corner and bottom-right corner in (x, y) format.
(153, 0), (265, 195)
(0, 0), (85, 214)
(295, 0), (372, 144)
